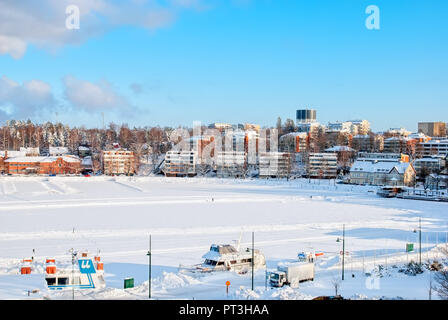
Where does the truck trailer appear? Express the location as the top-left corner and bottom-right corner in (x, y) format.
(269, 262), (315, 287)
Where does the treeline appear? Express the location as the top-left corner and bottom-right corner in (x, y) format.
(0, 120), (174, 165)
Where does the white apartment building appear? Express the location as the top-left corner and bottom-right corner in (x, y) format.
(419, 139), (448, 156)
(102, 149), (136, 175)
(215, 151), (247, 178)
(259, 152), (293, 178)
(163, 150), (197, 177)
(307, 153), (338, 178)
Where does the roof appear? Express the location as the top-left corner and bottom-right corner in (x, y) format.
(351, 160), (412, 174)
(4, 155), (81, 163)
(49, 146), (69, 154)
(325, 146), (355, 152)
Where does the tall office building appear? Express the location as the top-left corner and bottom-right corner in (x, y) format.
(296, 109), (317, 124)
(418, 122), (446, 137)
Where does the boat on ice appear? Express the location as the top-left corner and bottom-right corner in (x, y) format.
(376, 186), (405, 198)
(180, 244), (266, 274)
(45, 252), (106, 290)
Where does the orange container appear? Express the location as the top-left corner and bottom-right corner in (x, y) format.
(22, 259), (33, 263)
(94, 256), (101, 262)
(46, 258), (56, 264)
(46, 265), (57, 274)
(96, 262), (104, 271)
(81, 252), (88, 257)
(21, 266), (31, 274)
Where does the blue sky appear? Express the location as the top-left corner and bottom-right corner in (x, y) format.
(0, 0), (447, 131)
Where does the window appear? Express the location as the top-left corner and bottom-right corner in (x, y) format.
(46, 277), (56, 285)
(58, 277), (69, 285)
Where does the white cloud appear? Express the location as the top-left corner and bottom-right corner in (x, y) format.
(0, 0), (210, 59)
(63, 76), (132, 112)
(0, 75), (55, 120)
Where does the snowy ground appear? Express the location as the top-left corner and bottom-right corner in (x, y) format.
(0, 176), (447, 300)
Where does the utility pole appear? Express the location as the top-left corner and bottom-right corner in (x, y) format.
(342, 224), (345, 281)
(147, 235), (152, 299)
(419, 218), (422, 266)
(251, 232), (255, 291)
(71, 248), (75, 300)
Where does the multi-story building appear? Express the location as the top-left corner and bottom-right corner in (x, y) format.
(49, 146), (69, 156)
(352, 134), (384, 152)
(102, 149), (136, 175)
(163, 150), (197, 177)
(383, 137), (410, 154)
(418, 139), (448, 157)
(418, 122), (447, 137)
(324, 146), (356, 172)
(3, 154), (82, 175)
(413, 156), (443, 179)
(215, 151), (247, 178)
(279, 132), (308, 153)
(259, 152), (294, 178)
(327, 120), (370, 136)
(349, 160), (415, 186)
(307, 153), (338, 178)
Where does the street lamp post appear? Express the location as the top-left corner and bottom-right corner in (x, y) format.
(147, 235), (152, 299)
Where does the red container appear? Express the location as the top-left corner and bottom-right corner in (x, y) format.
(96, 262), (104, 271)
(46, 265), (57, 274)
(81, 252), (88, 257)
(21, 266), (31, 274)
(46, 258), (56, 264)
(22, 259), (33, 263)
(94, 256), (101, 262)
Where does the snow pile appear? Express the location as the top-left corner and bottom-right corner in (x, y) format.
(152, 272), (201, 291)
(233, 286), (313, 300)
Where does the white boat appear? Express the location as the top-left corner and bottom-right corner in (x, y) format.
(180, 244), (266, 274)
(45, 252), (105, 290)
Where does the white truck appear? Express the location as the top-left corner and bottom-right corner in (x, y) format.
(269, 262), (315, 287)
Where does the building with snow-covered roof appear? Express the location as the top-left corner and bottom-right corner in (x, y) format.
(418, 139), (448, 157)
(49, 146), (69, 156)
(349, 159), (415, 186)
(19, 147), (40, 156)
(215, 151), (247, 178)
(307, 153), (338, 178)
(102, 149), (136, 175)
(413, 156), (443, 179)
(279, 132), (308, 153)
(3, 155), (82, 175)
(163, 150), (197, 177)
(259, 152), (294, 178)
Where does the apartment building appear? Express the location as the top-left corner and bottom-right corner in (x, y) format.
(307, 153), (338, 178)
(215, 151), (247, 178)
(259, 152), (294, 178)
(413, 156), (443, 179)
(163, 150), (197, 177)
(418, 139), (448, 157)
(102, 149), (136, 175)
(418, 122), (446, 137)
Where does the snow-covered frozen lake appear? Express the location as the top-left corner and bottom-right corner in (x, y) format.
(0, 176), (447, 300)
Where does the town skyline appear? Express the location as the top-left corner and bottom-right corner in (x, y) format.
(1, 0), (447, 131)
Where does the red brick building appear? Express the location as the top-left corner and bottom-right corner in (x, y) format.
(1, 153), (82, 175)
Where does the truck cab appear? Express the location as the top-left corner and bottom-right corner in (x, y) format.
(269, 271), (287, 287)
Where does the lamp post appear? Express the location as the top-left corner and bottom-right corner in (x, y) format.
(342, 224), (345, 281)
(251, 232), (254, 291)
(147, 235), (152, 299)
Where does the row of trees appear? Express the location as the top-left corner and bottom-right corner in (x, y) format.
(0, 120), (173, 171)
